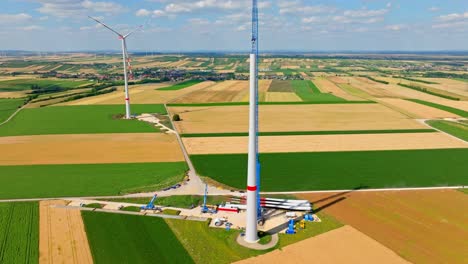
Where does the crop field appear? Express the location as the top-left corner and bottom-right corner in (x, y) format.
(169, 104), (426, 134)
(378, 98), (459, 118)
(264, 92), (301, 102)
(299, 190), (468, 263)
(268, 80), (294, 92)
(0, 162), (187, 199)
(82, 211), (193, 264)
(182, 132), (466, 154)
(0, 202), (39, 264)
(0, 98), (25, 123)
(409, 99), (468, 117)
(0, 104), (166, 137)
(0, 133), (184, 165)
(171, 81), (250, 103)
(342, 77), (401, 98)
(158, 80), (204, 91)
(238, 226), (409, 264)
(40, 200), (92, 264)
(313, 77), (364, 101)
(0, 78), (93, 91)
(426, 120), (468, 141)
(419, 78), (468, 97)
(191, 149), (468, 191)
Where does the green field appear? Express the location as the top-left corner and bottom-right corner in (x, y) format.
(165, 219), (264, 264)
(191, 149), (468, 191)
(82, 212), (193, 264)
(0, 98), (25, 123)
(158, 80), (203, 91)
(0, 202), (39, 264)
(408, 99), (468, 117)
(0, 79), (93, 91)
(426, 120), (468, 141)
(180, 129), (436, 138)
(293, 80), (345, 102)
(0, 104), (166, 136)
(0, 162), (187, 199)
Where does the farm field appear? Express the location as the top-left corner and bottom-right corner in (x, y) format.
(0, 162), (187, 199)
(0, 97), (25, 123)
(82, 211), (193, 264)
(312, 77), (363, 101)
(237, 226), (410, 264)
(182, 132), (466, 154)
(64, 82), (211, 105)
(0, 202), (39, 264)
(377, 98), (459, 118)
(409, 99), (468, 117)
(191, 149), (468, 191)
(299, 190), (468, 264)
(0, 104), (166, 137)
(169, 104), (426, 134)
(171, 81), (250, 103)
(291, 80), (345, 102)
(0, 78), (93, 91)
(39, 200), (92, 264)
(427, 120), (468, 141)
(341, 77), (401, 98)
(0, 133), (184, 165)
(158, 80), (204, 91)
(419, 78), (468, 97)
(264, 92), (301, 102)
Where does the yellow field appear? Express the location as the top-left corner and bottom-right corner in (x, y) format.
(0, 133), (184, 165)
(169, 104), (426, 134)
(183, 132), (467, 154)
(171, 81), (250, 103)
(265, 92), (302, 102)
(377, 98), (460, 118)
(313, 77), (364, 101)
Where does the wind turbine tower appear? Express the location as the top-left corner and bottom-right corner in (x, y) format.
(89, 16), (140, 119)
(245, 0), (261, 243)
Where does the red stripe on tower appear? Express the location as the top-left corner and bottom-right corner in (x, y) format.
(247, 186), (257, 191)
(125, 98), (129, 101)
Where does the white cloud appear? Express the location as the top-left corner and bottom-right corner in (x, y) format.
(36, 0), (125, 18)
(438, 12), (468, 22)
(19, 25), (44, 31)
(386, 24), (407, 31)
(0, 13), (32, 24)
(428, 7), (440, 12)
(136, 9), (151, 17)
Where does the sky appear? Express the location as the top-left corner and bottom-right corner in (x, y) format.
(0, 0), (467, 52)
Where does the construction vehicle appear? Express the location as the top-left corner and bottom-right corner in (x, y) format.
(286, 219), (296, 235)
(201, 184), (217, 214)
(140, 194), (160, 211)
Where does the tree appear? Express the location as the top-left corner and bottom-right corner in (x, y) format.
(172, 114), (181, 122)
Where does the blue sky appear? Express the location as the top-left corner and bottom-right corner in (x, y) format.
(0, 0), (467, 51)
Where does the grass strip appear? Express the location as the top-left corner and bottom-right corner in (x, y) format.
(426, 120), (468, 142)
(158, 80), (204, 91)
(400, 77), (438, 84)
(82, 211), (193, 264)
(180, 129), (436, 138)
(0, 162), (187, 199)
(0, 98), (26, 123)
(191, 149), (468, 192)
(408, 99), (468, 117)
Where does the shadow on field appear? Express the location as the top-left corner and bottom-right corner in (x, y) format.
(310, 185), (368, 213)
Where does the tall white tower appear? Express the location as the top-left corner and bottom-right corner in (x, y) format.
(244, 0), (260, 244)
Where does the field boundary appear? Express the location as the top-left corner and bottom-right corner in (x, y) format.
(168, 101), (376, 107)
(407, 99), (468, 117)
(180, 129), (436, 138)
(0, 102), (27, 127)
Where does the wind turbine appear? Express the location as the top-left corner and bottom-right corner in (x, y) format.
(88, 16), (141, 119)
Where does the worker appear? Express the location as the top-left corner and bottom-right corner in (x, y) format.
(300, 220), (306, 229)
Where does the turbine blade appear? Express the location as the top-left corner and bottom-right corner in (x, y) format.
(88, 16), (122, 37)
(123, 25), (143, 38)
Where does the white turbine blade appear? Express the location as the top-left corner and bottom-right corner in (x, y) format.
(88, 16), (122, 37)
(123, 25), (143, 38)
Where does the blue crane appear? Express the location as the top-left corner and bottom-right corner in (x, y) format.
(141, 194), (159, 210)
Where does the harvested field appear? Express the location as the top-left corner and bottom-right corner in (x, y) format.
(0, 91), (29, 98)
(299, 190), (468, 264)
(39, 200), (92, 264)
(183, 132), (467, 154)
(265, 92), (301, 102)
(420, 78), (468, 97)
(378, 98), (459, 118)
(0, 133), (184, 165)
(169, 104), (426, 134)
(268, 80), (294, 92)
(314, 77), (364, 101)
(171, 81), (249, 103)
(241, 80), (271, 101)
(236, 226), (409, 264)
(343, 77), (401, 98)
(382, 77), (468, 100)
